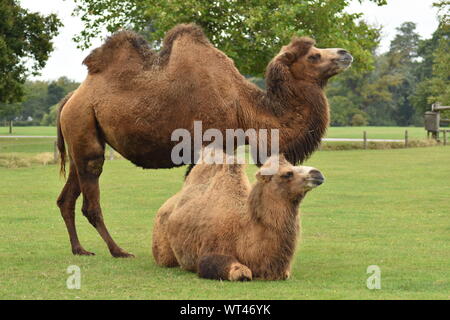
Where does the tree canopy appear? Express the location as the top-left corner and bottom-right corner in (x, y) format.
(0, 0), (61, 104)
(72, 0), (386, 76)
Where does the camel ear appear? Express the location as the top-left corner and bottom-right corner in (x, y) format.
(256, 170), (272, 183)
(291, 36), (316, 57)
(279, 51), (296, 65)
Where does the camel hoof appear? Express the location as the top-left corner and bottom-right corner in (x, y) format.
(72, 248), (95, 256)
(111, 250), (135, 258)
(228, 263), (252, 281)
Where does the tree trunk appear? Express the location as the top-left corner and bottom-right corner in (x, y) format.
(9, 120), (13, 134)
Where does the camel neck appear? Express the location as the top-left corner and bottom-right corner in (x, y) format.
(240, 80), (329, 164)
(243, 183), (301, 271)
(246, 183), (301, 231)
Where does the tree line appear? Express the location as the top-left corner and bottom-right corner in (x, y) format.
(0, 77), (80, 127)
(327, 17), (449, 126)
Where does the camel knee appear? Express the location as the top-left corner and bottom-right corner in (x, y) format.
(56, 195), (66, 209)
(85, 157), (104, 177)
(57, 190), (79, 214)
(82, 207), (103, 227)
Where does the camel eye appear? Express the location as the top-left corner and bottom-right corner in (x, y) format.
(308, 54), (321, 61)
(281, 171), (294, 179)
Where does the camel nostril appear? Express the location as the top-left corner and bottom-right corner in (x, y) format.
(314, 179), (324, 186)
(337, 50), (353, 64)
(309, 169), (325, 185)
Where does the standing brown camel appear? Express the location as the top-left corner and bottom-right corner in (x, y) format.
(56, 23), (352, 257)
(153, 151), (325, 280)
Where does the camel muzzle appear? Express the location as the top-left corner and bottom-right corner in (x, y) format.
(307, 169), (325, 187)
(336, 49), (353, 68)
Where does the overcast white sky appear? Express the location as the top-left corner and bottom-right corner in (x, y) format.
(21, 0), (439, 82)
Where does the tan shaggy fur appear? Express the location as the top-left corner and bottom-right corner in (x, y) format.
(56, 23), (351, 257)
(152, 151), (325, 280)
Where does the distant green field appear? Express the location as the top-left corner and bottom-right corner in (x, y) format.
(0, 126), (56, 136)
(0, 147), (449, 299)
(326, 126), (427, 140)
(0, 137), (55, 154)
(0, 126), (427, 139)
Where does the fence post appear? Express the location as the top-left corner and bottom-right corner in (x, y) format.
(444, 130), (447, 146)
(405, 130), (408, 148)
(363, 131), (367, 149)
(54, 140), (58, 162)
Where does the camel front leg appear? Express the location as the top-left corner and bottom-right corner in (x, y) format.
(198, 254), (252, 281)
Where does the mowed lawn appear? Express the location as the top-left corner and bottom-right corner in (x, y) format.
(0, 147), (449, 299)
(0, 126), (57, 136)
(326, 126), (427, 140)
(1, 125), (428, 139)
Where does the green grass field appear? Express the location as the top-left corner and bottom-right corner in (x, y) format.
(0, 146), (449, 299)
(0, 127), (57, 155)
(0, 126), (57, 136)
(326, 126), (427, 140)
(1, 125), (428, 139)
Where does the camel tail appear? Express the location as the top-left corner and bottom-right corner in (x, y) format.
(57, 92), (74, 178)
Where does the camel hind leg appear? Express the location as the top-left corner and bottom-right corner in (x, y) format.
(74, 149), (134, 258)
(66, 129), (133, 258)
(198, 254), (252, 281)
(57, 162), (94, 256)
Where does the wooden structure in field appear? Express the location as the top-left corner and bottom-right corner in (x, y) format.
(425, 103), (450, 145)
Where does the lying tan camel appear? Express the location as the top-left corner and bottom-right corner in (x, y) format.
(152, 152), (324, 280)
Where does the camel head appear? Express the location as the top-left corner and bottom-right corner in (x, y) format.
(272, 37), (353, 84)
(256, 155), (324, 201)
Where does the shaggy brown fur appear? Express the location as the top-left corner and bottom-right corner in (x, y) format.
(57, 23), (351, 257)
(152, 151), (325, 280)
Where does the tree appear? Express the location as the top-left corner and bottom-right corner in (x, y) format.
(0, 0), (61, 104)
(411, 1), (449, 119)
(328, 95), (360, 126)
(327, 21), (423, 126)
(387, 22), (421, 126)
(40, 104), (58, 126)
(351, 113), (368, 126)
(428, 1), (450, 107)
(0, 102), (21, 133)
(20, 80), (49, 121)
(72, 0), (386, 76)
(46, 82), (66, 107)
(388, 22), (420, 63)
